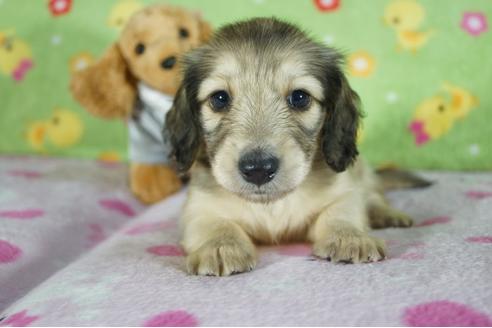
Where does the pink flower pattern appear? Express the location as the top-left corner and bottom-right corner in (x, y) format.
(461, 12), (488, 36)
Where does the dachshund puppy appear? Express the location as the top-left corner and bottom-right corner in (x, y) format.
(166, 18), (419, 276)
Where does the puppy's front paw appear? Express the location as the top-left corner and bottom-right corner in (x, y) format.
(313, 224), (386, 263)
(187, 238), (256, 276)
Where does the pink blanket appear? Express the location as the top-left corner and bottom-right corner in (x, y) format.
(1, 156), (491, 326)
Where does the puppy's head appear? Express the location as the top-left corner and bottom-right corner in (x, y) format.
(166, 18), (361, 202)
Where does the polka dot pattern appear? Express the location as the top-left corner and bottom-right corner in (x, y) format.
(124, 221), (176, 235)
(403, 300), (492, 326)
(146, 245), (184, 257)
(99, 199), (135, 217)
(275, 244), (312, 257)
(415, 216), (451, 227)
(143, 310), (198, 327)
(0, 209), (44, 220)
(0, 240), (22, 263)
(1, 310), (40, 327)
(465, 190), (492, 199)
(465, 236), (492, 244)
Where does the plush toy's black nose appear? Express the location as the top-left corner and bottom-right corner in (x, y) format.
(161, 56), (176, 70)
(238, 150), (279, 186)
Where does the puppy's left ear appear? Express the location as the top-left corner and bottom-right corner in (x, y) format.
(164, 84), (202, 172)
(321, 67), (362, 172)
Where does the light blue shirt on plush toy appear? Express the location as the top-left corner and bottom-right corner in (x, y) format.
(128, 82), (173, 164)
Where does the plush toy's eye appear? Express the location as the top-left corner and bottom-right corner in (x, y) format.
(438, 104), (445, 112)
(287, 89), (311, 110)
(393, 17), (400, 25)
(179, 27), (189, 39)
(209, 90), (230, 112)
(135, 43), (145, 55)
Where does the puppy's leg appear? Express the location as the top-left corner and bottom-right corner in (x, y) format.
(368, 193), (413, 229)
(309, 192), (386, 263)
(182, 217), (256, 276)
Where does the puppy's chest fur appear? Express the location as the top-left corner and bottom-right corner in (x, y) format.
(185, 162), (362, 244)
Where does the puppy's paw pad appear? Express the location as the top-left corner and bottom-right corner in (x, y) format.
(186, 240), (256, 276)
(313, 227), (386, 264)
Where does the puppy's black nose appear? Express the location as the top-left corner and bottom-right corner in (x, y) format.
(161, 56), (176, 70)
(238, 150), (279, 186)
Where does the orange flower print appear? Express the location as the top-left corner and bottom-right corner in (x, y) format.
(48, 0), (72, 16)
(314, 0), (340, 12)
(69, 52), (94, 74)
(348, 51), (375, 77)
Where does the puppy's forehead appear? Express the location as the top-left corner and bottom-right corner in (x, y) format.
(197, 49), (324, 101)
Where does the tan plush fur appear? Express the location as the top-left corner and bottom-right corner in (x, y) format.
(69, 4), (212, 204)
(165, 18), (420, 276)
(70, 44), (136, 119)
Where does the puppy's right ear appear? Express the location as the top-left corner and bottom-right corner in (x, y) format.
(165, 84), (201, 172)
(70, 43), (136, 119)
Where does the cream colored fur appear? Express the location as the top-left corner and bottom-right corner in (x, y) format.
(182, 158), (401, 275)
(167, 19), (414, 276)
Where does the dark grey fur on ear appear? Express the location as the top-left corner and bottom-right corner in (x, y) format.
(164, 51), (210, 172)
(320, 61), (362, 172)
(164, 85), (200, 172)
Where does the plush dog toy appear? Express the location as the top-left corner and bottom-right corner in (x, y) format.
(70, 4), (212, 204)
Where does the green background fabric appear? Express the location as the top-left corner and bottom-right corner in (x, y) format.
(0, 0), (490, 170)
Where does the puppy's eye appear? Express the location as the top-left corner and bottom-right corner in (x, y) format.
(393, 17), (400, 25)
(179, 27), (189, 39)
(135, 43), (145, 55)
(209, 90), (230, 112)
(438, 105), (445, 112)
(287, 89), (311, 110)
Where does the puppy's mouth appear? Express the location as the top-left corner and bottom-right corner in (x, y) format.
(235, 185), (295, 204)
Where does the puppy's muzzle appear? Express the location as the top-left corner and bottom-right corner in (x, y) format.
(238, 149), (279, 186)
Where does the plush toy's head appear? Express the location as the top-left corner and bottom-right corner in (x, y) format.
(70, 4), (212, 119)
(119, 5), (211, 94)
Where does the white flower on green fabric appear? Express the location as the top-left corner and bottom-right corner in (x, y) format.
(469, 144), (480, 156)
(51, 35), (62, 45)
(323, 35), (335, 45)
(386, 91), (399, 104)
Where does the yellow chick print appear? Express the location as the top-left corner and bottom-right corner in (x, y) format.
(384, 0), (434, 53)
(442, 82), (479, 120)
(107, 0), (143, 30)
(26, 122), (48, 151)
(0, 29), (34, 81)
(97, 151), (122, 163)
(26, 108), (84, 151)
(409, 96), (454, 145)
(409, 84), (478, 146)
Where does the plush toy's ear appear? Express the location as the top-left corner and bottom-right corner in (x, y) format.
(70, 43), (136, 119)
(321, 65), (362, 172)
(198, 18), (213, 43)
